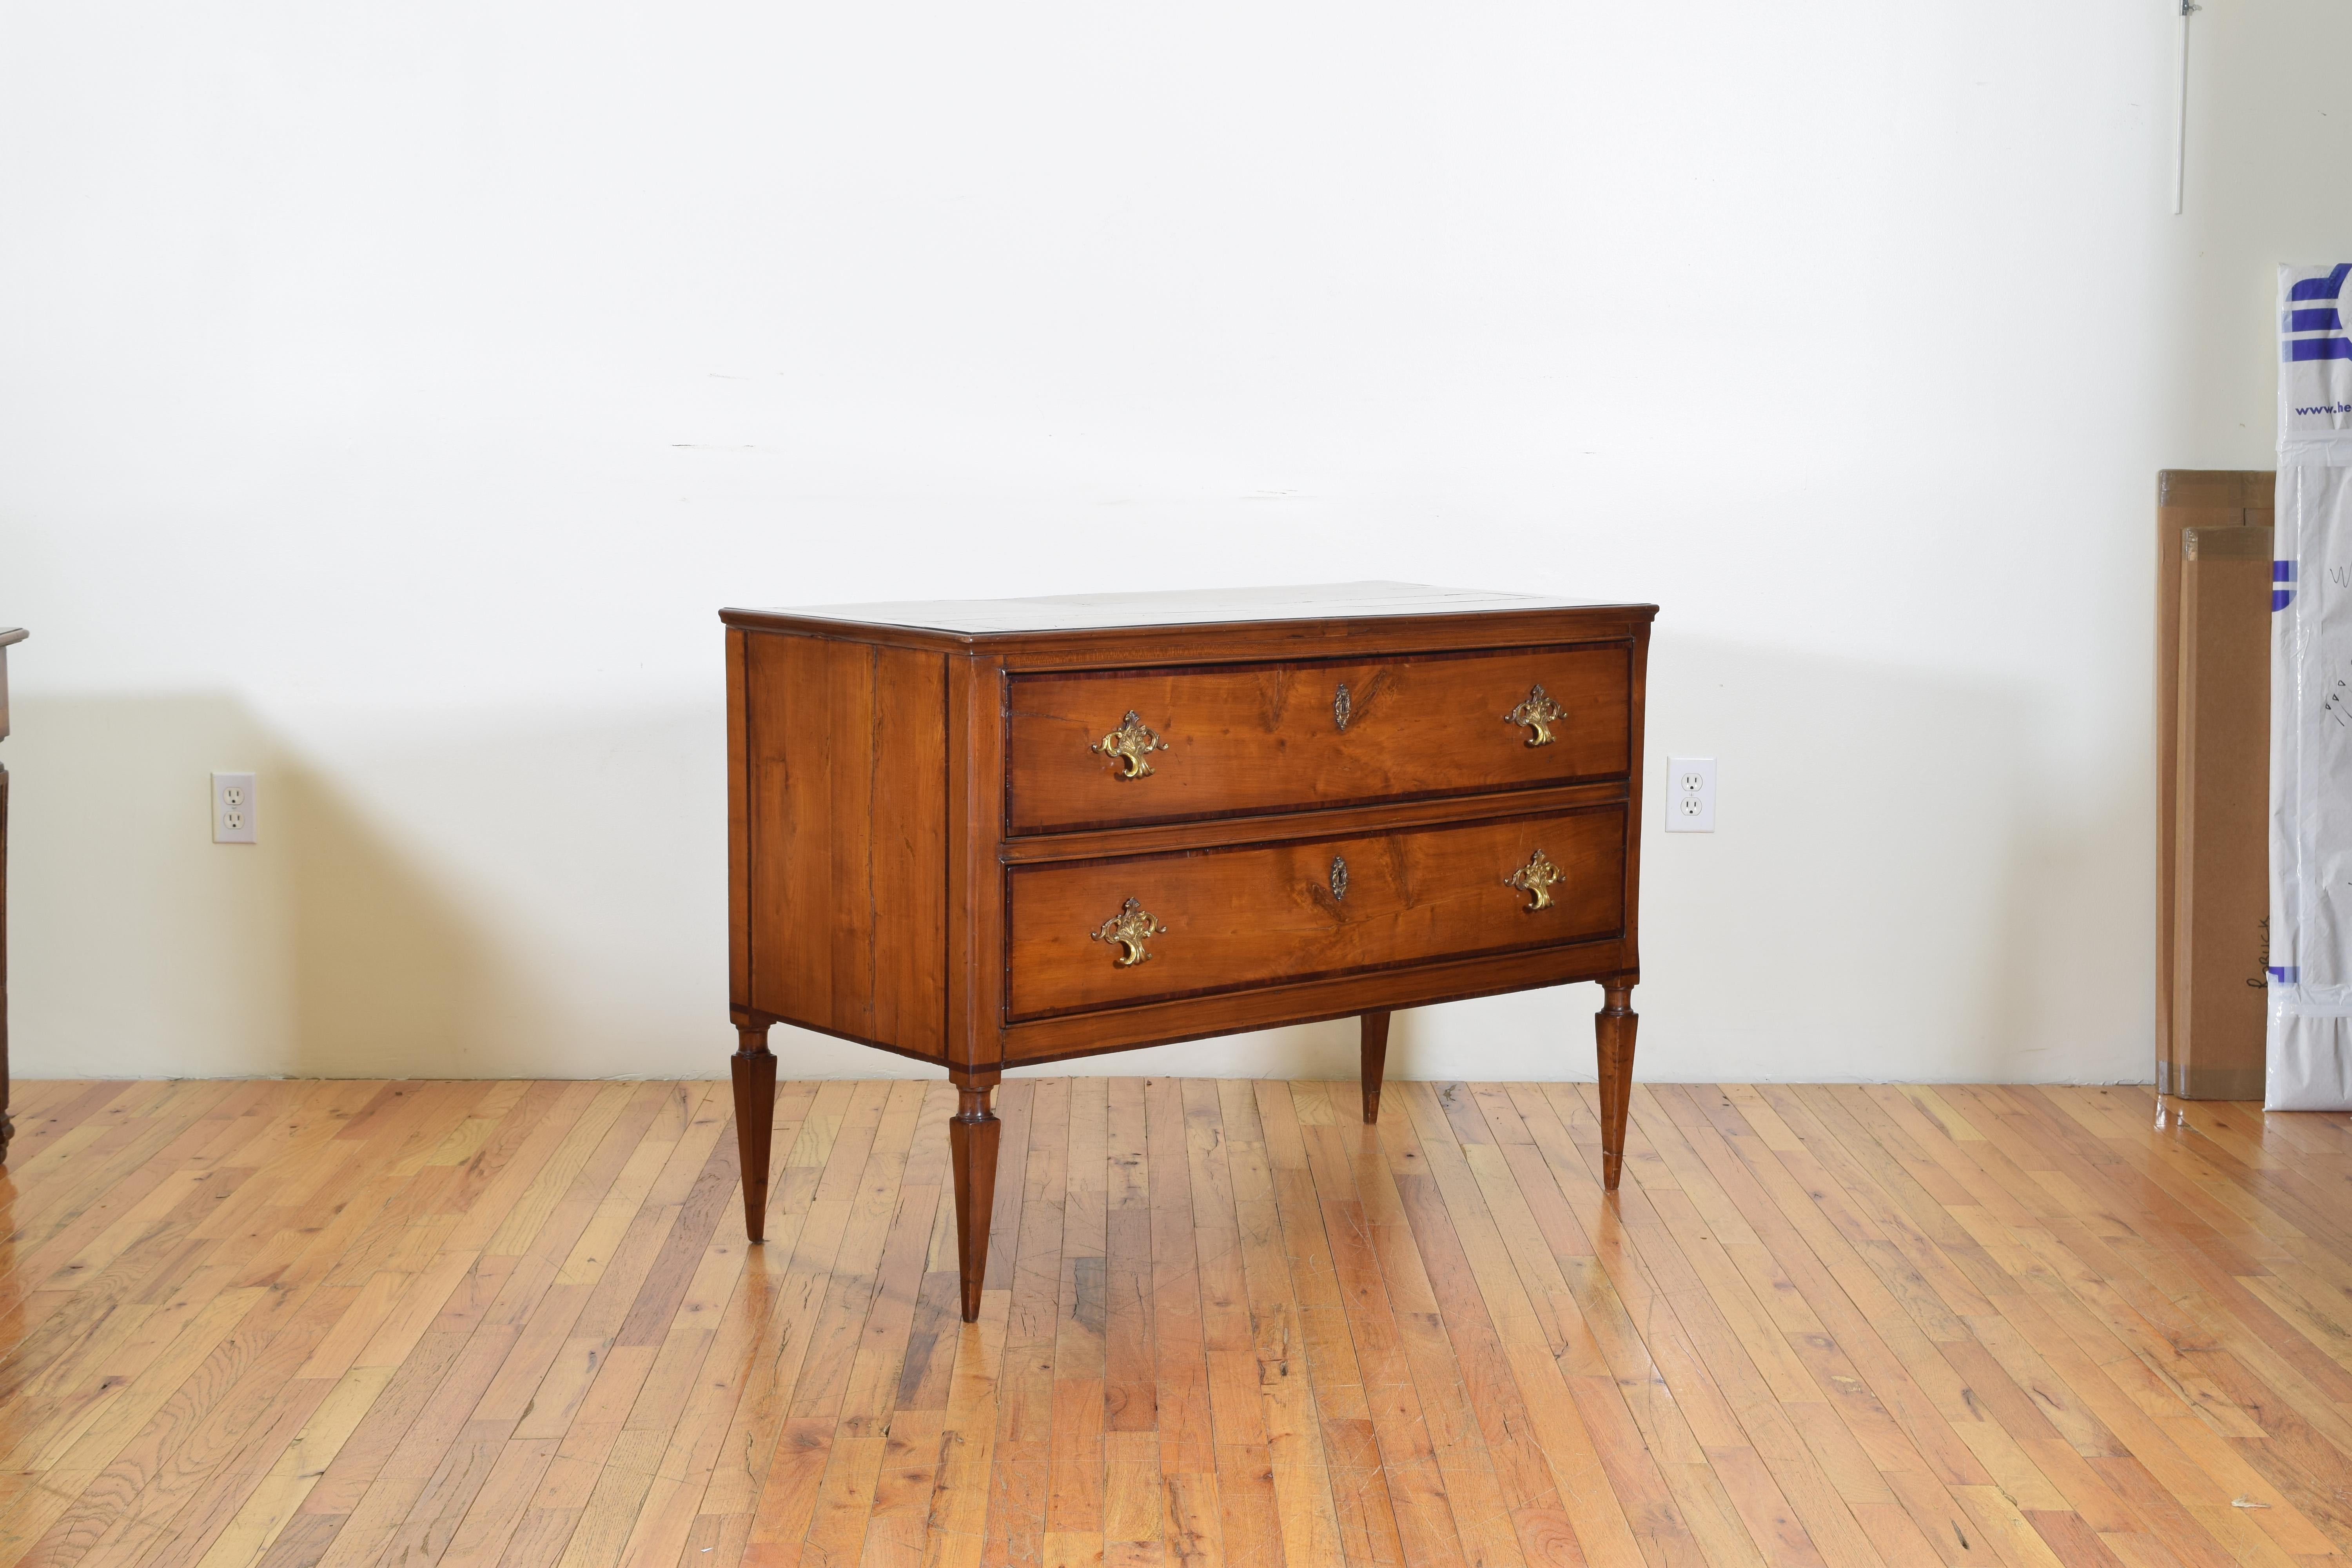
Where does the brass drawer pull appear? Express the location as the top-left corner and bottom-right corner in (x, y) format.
(1504, 685), (1565, 747)
(1504, 848), (1564, 911)
(1091, 897), (1167, 966)
(1333, 684), (1352, 731)
(1091, 711), (1169, 780)
(1330, 856), (1348, 900)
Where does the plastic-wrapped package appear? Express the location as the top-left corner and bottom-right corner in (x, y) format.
(2266, 263), (2352, 1108)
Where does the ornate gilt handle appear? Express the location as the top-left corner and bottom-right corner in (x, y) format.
(1091, 897), (1167, 967)
(1504, 848), (1564, 912)
(1091, 711), (1169, 780)
(1504, 684), (1565, 747)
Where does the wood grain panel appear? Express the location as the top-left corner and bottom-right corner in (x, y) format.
(741, 632), (948, 1057)
(1006, 807), (1625, 1021)
(999, 938), (1632, 1066)
(1006, 644), (1632, 835)
(944, 653), (1007, 1076)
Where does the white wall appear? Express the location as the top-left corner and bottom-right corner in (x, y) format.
(0, 0), (2322, 1085)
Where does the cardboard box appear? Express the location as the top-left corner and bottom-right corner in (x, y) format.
(2156, 472), (2272, 1097)
(2166, 515), (2273, 1098)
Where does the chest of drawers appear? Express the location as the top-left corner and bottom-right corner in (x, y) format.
(720, 583), (1655, 1319)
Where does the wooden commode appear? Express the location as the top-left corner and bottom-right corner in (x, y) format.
(720, 583), (1655, 1319)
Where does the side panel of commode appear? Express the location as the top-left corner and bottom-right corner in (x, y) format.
(739, 629), (949, 1060)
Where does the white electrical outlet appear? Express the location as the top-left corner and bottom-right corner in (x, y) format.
(1664, 756), (1715, 833)
(212, 771), (257, 844)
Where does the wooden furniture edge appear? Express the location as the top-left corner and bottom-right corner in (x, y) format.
(718, 603), (1660, 663)
(1622, 619), (1651, 978)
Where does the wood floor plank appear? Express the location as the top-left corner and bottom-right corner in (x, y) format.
(15, 1084), (513, 1568)
(1043, 1076), (1109, 1565)
(18, 1077), (2352, 1568)
(1181, 1078), (1323, 1568)
(1293, 1085), (1472, 1568)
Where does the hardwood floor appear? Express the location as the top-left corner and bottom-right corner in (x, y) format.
(0, 1079), (2347, 1568)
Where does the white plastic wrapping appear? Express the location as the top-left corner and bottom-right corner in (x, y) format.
(2266, 263), (2352, 1109)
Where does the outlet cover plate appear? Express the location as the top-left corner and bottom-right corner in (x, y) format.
(212, 771), (257, 844)
(1664, 755), (1715, 833)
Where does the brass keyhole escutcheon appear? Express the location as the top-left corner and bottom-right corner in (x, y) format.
(1091, 897), (1167, 967)
(1330, 856), (1348, 901)
(1333, 684), (1352, 732)
(1091, 711), (1169, 780)
(1504, 848), (1564, 912)
(1504, 684), (1565, 747)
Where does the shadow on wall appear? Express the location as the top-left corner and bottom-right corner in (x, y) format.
(7, 628), (2147, 1085)
(8, 692), (717, 1080)
(276, 701), (727, 1078)
(281, 751), (514, 1078)
(8, 693), (518, 1078)
(12, 693), (295, 1075)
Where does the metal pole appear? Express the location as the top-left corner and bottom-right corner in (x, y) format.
(2173, 0), (2199, 214)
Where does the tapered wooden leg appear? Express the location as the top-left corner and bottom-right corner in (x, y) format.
(950, 1072), (1000, 1322)
(1360, 1010), (1391, 1124)
(731, 1019), (777, 1242)
(1596, 977), (1637, 1191)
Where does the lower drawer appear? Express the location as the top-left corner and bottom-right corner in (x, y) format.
(1004, 806), (1626, 1021)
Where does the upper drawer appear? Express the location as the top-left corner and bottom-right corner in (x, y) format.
(1005, 642), (1632, 835)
